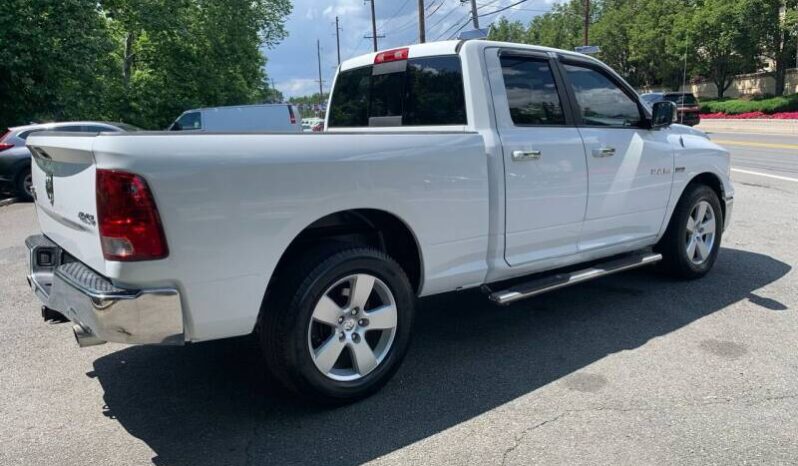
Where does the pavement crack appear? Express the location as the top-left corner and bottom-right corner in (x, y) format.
(501, 413), (565, 465)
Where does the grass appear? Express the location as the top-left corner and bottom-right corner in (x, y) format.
(699, 94), (798, 115)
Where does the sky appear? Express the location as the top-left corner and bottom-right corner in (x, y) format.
(264, 0), (564, 98)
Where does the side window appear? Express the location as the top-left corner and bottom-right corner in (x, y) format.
(172, 112), (202, 131)
(403, 56), (467, 126)
(57, 126), (85, 132)
(500, 55), (566, 126)
(83, 126), (114, 133)
(563, 64), (641, 127)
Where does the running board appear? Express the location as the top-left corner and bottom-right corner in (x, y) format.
(489, 252), (663, 305)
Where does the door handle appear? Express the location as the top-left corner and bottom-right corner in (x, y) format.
(593, 146), (616, 157)
(512, 150), (542, 161)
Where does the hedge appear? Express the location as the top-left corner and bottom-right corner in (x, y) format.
(699, 94), (798, 115)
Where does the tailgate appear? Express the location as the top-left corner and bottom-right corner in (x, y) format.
(26, 133), (106, 274)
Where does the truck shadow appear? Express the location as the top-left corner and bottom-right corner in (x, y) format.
(90, 248), (790, 466)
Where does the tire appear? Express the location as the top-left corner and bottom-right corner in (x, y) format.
(656, 183), (723, 279)
(15, 166), (33, 202)
(259, 245), (415, 404)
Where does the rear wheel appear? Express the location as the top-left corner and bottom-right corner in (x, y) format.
(260, 246), (415, 404)
(15, 167), (33, 201)
(657, 184), (723, 279)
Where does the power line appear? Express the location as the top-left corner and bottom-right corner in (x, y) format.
(434, 12), (471, 40)
(477, 0), (532, 18)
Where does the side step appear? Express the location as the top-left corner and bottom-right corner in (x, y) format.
(489, 252), (663, 305)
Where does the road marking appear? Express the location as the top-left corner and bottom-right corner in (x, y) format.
(713, 139), (798, 151)
(732, 168), (798, 183)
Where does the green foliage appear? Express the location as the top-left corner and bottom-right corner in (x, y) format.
(700, 94), (798, 114)
(488, 0), (798, 98)
(0, 0), (291, 130)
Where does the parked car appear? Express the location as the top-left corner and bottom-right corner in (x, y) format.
(640, 92), (701, 126)
(25, 40), (732, 404)
(301, 117), (324, 132)
(0, 121), (140, 200)
(169, 104), (302, 133)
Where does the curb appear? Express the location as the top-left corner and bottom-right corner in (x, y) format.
(697, 119), (798, 135)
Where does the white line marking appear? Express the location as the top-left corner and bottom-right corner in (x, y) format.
(732, 168), (798, 183)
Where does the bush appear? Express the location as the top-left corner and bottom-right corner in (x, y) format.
(699, 94), (798, 115)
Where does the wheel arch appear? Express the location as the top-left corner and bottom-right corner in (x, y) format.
(265, 208), (425, 302)
(685, 172), (727, 221)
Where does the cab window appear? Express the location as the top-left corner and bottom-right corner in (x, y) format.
(171, 112), (202, 131)
(563, 64), (641, 127)
(500, 56), (566, 126)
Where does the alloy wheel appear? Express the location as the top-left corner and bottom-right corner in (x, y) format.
(307, 273), (398, 381)
(685, 200), (716, 265)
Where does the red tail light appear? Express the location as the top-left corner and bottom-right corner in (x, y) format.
(96, 169), (168, 261)
(374, 47), (409, 64)
(288, 106), (297, 124)
(0, 129), (12, 152)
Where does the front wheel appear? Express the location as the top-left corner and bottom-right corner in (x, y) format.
(656, 184), (723, 279)
(260, 246), (415, 404)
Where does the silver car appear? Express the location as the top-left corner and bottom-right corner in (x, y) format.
(0, 121), (140, 200)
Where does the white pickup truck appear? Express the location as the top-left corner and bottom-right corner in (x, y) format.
(25, 40), (733, 403)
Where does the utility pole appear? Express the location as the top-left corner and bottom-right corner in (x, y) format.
(418, 0), (426, 43)
(583, 0), (590, 46)
(335, 16), (342, 65)
(316, 39), (324, 106)
(468, 0), (479, 29)
(369, 0), (378, 52)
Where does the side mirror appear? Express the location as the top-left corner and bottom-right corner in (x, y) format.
(650, 101), (677, 129)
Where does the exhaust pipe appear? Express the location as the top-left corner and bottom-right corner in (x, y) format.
(72, 324), (106, 348)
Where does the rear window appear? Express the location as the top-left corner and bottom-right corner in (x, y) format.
(664, 94), (698, 106)
(328, 55), (467, 128)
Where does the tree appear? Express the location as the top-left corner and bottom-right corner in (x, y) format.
(488, 17), (528, 43)
(690, 0), (764, 98)
(758, 0), (798, 96)
(0, 0), (119, 128)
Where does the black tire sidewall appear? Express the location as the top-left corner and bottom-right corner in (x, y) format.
(276, 249), (414, 402)
(15, 166), (33, 201)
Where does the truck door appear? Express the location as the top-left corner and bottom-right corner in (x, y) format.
(557, 59), (674, 251)
(487, 50), (589, 266)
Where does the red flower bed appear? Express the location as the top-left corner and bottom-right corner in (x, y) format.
(701, 111), (798, 120)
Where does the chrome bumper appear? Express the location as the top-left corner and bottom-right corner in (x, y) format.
(26, 235), (184, 346)
(724, 195), (734, 231)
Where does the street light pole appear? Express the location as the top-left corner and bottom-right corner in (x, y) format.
(316, 39), (324, 106)
(418, 0), (426, 43)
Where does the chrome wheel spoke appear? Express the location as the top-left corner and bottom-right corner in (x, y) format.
(686, 216), (696, 234)
(701, 219), (716, 235)
(349, 274), (375, 309)
(695, 202), (708, 224)
(687, 237), (698, 260)
(312, 295), (343, 326)
(313, 336), (346, 374)
(350, 341), (378, 375)
(695, 238), (709, 261)
(365, 304), (397, 330)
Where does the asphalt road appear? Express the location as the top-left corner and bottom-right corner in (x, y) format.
(706, 130), (798, 180)
(0, 136), (797, 465)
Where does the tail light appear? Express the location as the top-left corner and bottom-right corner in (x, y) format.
(0, 129), (12, 152)
(288, 106), (297, 125)
(96, 169), (168, 261)
(374, 47), (409, 64)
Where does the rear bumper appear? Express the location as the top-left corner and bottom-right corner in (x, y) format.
(26, 235), (184, 345)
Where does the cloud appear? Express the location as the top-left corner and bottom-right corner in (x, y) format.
(277, 78), (321, 98)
